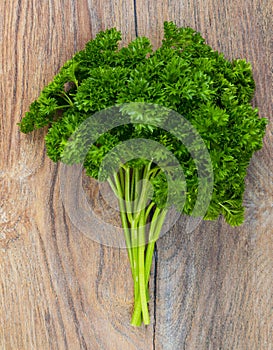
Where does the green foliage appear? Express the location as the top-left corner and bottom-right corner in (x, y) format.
(18, 21), (267, 227)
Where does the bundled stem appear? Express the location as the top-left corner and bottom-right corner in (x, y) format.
(108, 163), (167, 326)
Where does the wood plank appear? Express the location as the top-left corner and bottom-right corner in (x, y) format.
(1, 0), (272, 349)
(0, 1), (154, 349)
(135, 0), (273, 348)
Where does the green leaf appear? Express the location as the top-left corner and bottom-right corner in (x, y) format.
(18, 22), (268, 227)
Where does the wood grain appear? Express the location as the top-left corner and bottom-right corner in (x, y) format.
(0, 1), (152, 349)
(1, 0), (272, 349)
(136, 0), (273, 349)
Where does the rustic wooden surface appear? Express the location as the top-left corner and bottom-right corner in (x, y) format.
(0, 1), (272, 349)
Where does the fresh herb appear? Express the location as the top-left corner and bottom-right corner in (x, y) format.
(19, 22), (267, 326)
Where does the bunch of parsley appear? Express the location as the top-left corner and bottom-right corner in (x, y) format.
(19, 22), (267, 326)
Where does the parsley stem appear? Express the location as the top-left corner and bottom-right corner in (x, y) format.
(113, 163), (167, 326)
(119, 166), (125, 194)
(125, 167), (133, 223)
(109, 174), (133, 270)
(131, 218), (139, 303)
(144, 202), (155, 223)
(131, 168), (140, 302)
(61, 91), (74, 107)
(138, 211), (150, 325)
(131, 207), (167, 326)
(54, 105), (72, 110)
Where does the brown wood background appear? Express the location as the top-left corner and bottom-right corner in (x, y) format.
(0, 1), (272, 349)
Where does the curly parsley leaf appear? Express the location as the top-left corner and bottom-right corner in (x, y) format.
(19, 21), (267, 227)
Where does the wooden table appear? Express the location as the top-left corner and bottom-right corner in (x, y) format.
(1, 1), (272, 349)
